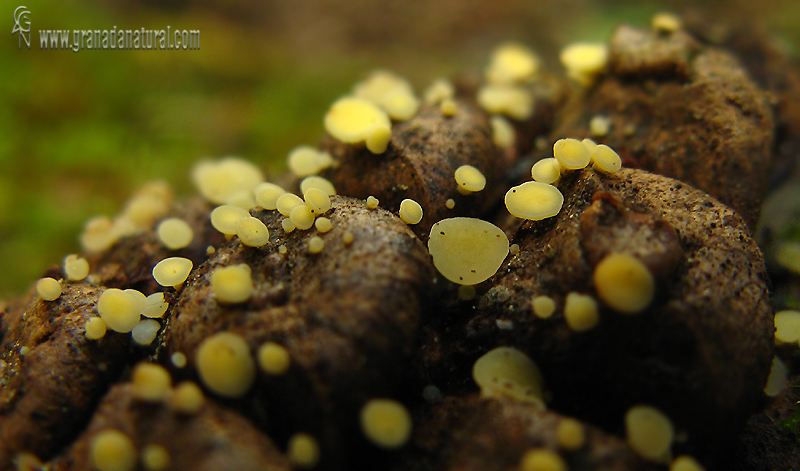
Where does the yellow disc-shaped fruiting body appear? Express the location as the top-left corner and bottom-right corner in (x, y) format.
(531, 158), (561, 184)
(505, 182), (564, 220)
(287, 145), (334, 177)
(157, 218), (194, 250)
(97, 288), (143, 333)
(196, 332), (256, 398)
(428, 218), (509, 285)
(132, 362), (172, 402)
(774, 310), (800, 344)
(91, 429), (137, 471)
(152, 257), (193, 288)
(472, 346), (545, 407)
(399, 199), (424, 225)
(287, 433), (320, 468)
(324, 97), (392, 147)
(360, 399), (413, 449)
(257, 342), (291, 375)
(454, 165), (487, 192)
(36, 277), (62, 301)
(564, 292), (599, 332)
(486, 42), (540, 85)
(592, 144), (622, 173)
(625, 405), (674, 462)
(191, 157), (263, 205)
(553, 138), (591, 170)
(593, 253), (655, 314)
(254, 182), (286, 210)
(520, 448), (567, 471)
(236, 216), (270, 247)
(211, 264), (254, 304)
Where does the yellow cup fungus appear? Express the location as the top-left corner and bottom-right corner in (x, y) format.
(80, 216), (117, 253)
(625, 405), (674, 462)
(454, 165), (487, 193)
(91, 429), (137, 471)
(276, 193), (305, 217)
(670, 455), (705, 471)
(556, 418), (586, 451)
(36, 277), (62, 301)
(191, 157), (264, 206)
(171, 381), (205, 414)
(343, 231), (355, 245)
(423, 78), (455, 105)
(505, 182), (564, 220)
(428, 217), (509, 285)
(257, 341), (291, 375)
(440, 99), (458, 117)
(764, 356), (788, 397)
(85, 317), (108, 340)
(132, 319), (161, 346)
(314, 217), (333, 233)
(399, 199), (424, 225)
(308, 236), (325, 254)
(236, 216), (270, 247)
(152, 257), (193, 288)
(486, 42), (540, 85)
(582, 137), (598, 153)
(509, 243), (520, 256)
(211, 264), (254, 304)
(300, 175), (336, 197)
(287, 433), (321, 468)
(290, 205), (316, 230)
(142, 293), (169, 319)
(120, 181), (173, 229)
(589, 115), (611, 137)
(564, 292), (599, 332)
(304, 187), (332, 215)
(132, 362), (172, 402)
(472, 346), (545, 407)
(445, 198), (456, 209)
(156, 218), (194, 250)
(287, 145), (335, 177)
(520, 448), (567, 471)
(210, 205), (250, 235)
(196, 332), (256, 398)
(98, 288), (143, 333)
(477, 84), (534, 120)
(360, 398), (413, 449)
(553, 138), (592, 170)
(366, 124), (393, 154)
(774, 310), (800, 344)
(490, 115), (516, 149)
(531, 158), (561, 184)
(652, 12), (682, 33)
(593, 253), (655, 314)
(560, 42), (609, 86)
(591, 144), (623, 173)
(171, 352), (187, 368)
(254, 182), (287, 210)
(141, 444), (170, 471)
(353, 70), (420, 121)
(64, 254), (90, 281)
(366, 196), (380, 209)
(281, 218), (296, 234)
(324, 97), (393, 151)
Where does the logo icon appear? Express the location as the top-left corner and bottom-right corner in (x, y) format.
(12, 6), (31, 49)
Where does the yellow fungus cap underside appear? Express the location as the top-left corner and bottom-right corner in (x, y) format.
(97, 288), (142, 333)
(191, 157), (264, 205)
(472, 346), (545, 407)
(91, 429), (137, 471)
(553, 138), (591, 170)
(505, 181), (564, 220)
(399, 199), (424, 225)
(765, 356), (788, 397)
(428, 218), (509, 285)
(487, 42), (540, 85)
(324, 97), (392, 144)
(455, 165), (487, 192)
(288, 433), (320, 468)
(300, 176), (336, 197)
(774, 310), (800, 344)
(360, 399), (413, 449)
(236, 216), (270, 247)
(152, 257), (193, 288)
(132, 362), (172, 402)
(564, 292), (599, 332)
(157, 218), (194, 250)
(477, 84), (534, 121)
(592, 144), (622, 173)
(211, 205), (250, 235)
(560, 42), (609, 75)
(196, 332), (256, 398)
(520, 448), (567, 471)
(211, 264), (254, 304)
(255, 182), (287, 210)
(670, 455), (705, 471)
(625, 405), (674, 462)
(593, 253), (655, 314)
(36, 277), (62, 301)
(287, 145), (334, 177)
(531, 158), (561, 184)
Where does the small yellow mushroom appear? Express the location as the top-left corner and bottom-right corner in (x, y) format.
(423, 78), (455, 105)
(560, 42), (609, 86)
(36, 277), (62, 301)
(171, 352), (187, 368)
(97, 288), (142, 333)
(670, 455), (705, 471)
(287, 145), (335, 177)
(132, 362), (172, 402)
(211, 264), (254, 304)
(141, 444), (170, 471)
(428, 218), (509, 285)
(132, 319), (161, 346)
(235, 216), (270, 247)
(366, 124), (392, 154)
(774, 310), (800, 344)
(210, 205), (250, 235)
(142, 293), (169, 319)
(553, 138), (591, 170)
(399, 199), (424, 225)
(290, 205), (316, 230)
(287, 433), (320, 468)
(366, 196), (380, 209)
(472, 346), (545, 407)
(776, 242), (800, 274)
(152, 257), (193, 288)
(281, 218), (296, 234)
(64, 254), (90, 281)
(486, 42), (540, 85)
(257, 342), (291, 375)
(304, 187), (332, 215)
(360, 399), (413, 449)
(91, 429), (137, 471)
(477, 84), (534, 120)
(324, 96), (392, 146)
(353, 70), (420, 121)
(85, 317), (107, 340)
(505, 182), (564, 220)
(196, 332), (255, 398)
(171, 381), (205, 414)
(589, 115), (611, 137)
(625, 405), (674, 462)
(652, 12), (682, 33)
(556, 418), (585, 451)
(592, 144), (622, 173)
(530, 158), (561, 184)
(80, 216), (117, 253)
(254, 182), (287, 210)
(314, 217), (333, 233)
(276, 193), (305, 217)
(156, 218), (194, 250)
(343, 231), (355, 245)
(191, 157), (264, 205)
(445, 198), (455, 209)
(308, 236), (325, 254)
(440, 99), (458, 117)
(564, 292), (599, 332)
(593, 253), (655, 314)
(300, 176), (336, 197)
(454, 165), (487, 192)
(532, 296), (556, 319)
(490, 115), (516, 149)
(520, 448), (567, 471)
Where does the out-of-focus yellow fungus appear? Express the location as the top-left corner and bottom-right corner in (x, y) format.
(589, 115), (611, 137)
(191, 157), (264, 205)
(304, 187), (332, 215)
(255, 182), (287, 210)
(91, 429), (137, 471)
(477, 84), (534, 120)
(171, 352), (187, 368)
(487, 42), (540, 85)
(776, 242), (800, 275)
(428, 218), (509, 285)
(287, 145), (335, 177)
(171, 381), (205, 414)
(343, 231), (355, 245)
(472, 346), (545, 407)
(300, 175), (336, 197)
(308, 236), (325, 254)
(366, 124), (393, 154)
(564, 292), (599, 332)
(560, 42), (609, 86)
(132, 362), (172, 402)
(531, 158), (561, 184)
(14, 452), (42, 471)
(64, 254), (90, 281)
(80, 216), (117, 253)
(399, 199), (424, 225)
(491, 115), (516, 149)
(652, 12), (682, 33)
(315, 217), (333, 233)
(36, 277), (62, 301)
(592, 144), (622, 173)
(257, 342), (291, 375)
(156, 218), (194, 250)
(424, 78), (455, 105)
(85, 317), (107, 340)
(670, 455), (705, 471)
(211, 264), (254, 304)
(196, 332), (255, 398)
(225, 190), (256, 210)
(141, 445), (170, 471)
(454, 165), (487, 192)
(152, 257), (193, 288)
(625, 405), (674, 462)
(440, 99), (458, 117)
(556, 418), (586, 451)
(593, 253), (655, 314)
(360, 399), (413, 449)
(505, 182), (564, 220)
(287, 433), (320, 468)
(520, 448), (567, 471)
(324, 97), (392, 148)
(774, 310), (800, 344)
(98, 288), (142, 333)
(765, 356), (788, 397)
(366, 196), (380, 209)
(353, 70), (419, 121)
(532, 296), (556, 319)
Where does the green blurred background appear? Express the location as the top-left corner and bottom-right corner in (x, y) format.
(1, 0), (798, 298)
